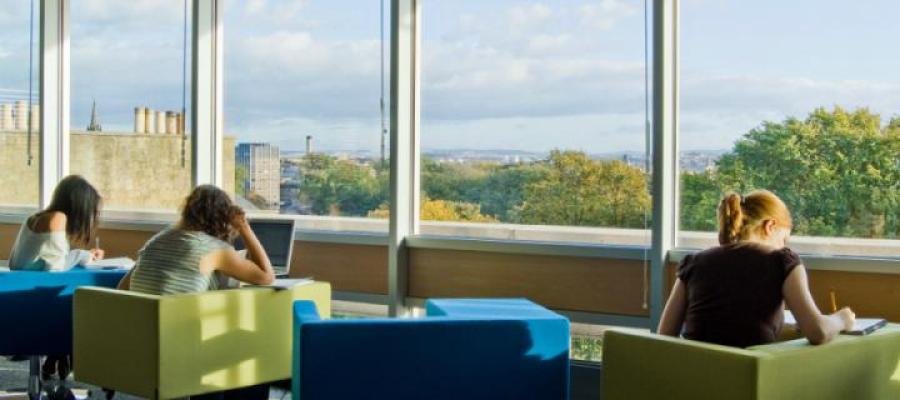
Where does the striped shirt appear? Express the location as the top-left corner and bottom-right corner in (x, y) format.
(130, 227), (232, 295)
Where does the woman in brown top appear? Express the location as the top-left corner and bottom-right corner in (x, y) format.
(658, 190), (855, 347)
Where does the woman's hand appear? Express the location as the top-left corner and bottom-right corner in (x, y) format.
(835, 307), (856, 331)
(229, 207), (248, 231)
(90, 248), (105, 261)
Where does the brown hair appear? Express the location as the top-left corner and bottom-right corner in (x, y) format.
(179, 185), (243, 241)
(46, 175), (102, 247)
(717, 190), (792, 245)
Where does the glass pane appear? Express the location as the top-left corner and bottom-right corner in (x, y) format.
(420, 1), (651, 245)
(679, 0), (900, 257)
(70, 1), (193, 213)
(224, 0), (390, 233)
(0, 1), (40, 211)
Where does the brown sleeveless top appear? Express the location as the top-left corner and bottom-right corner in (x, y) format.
(677, 243), (801, 348)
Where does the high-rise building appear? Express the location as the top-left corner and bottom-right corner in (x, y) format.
(236, 143), (281, 210)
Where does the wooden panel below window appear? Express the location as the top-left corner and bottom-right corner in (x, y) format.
(807, 270), (900, 322)
(409, 248), (649, 316)
(0, 223), (21, 259)
(290, 241), (388, 295)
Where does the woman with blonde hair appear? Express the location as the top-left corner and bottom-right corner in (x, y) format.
(658, 190), (855, 347)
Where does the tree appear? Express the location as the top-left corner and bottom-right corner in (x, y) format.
(683, 107), (900, 238)
(421, 158), (490, 204)
(298, 154), (387, 216)
(234, 164), (250, 197)
(478, 163), (548, 222)
(367, 197), (497, 223)
(517, 150), (651, 227)
(679, 170), (722, 232)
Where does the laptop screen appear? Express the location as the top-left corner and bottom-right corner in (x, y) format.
(234, 220), (295, 272)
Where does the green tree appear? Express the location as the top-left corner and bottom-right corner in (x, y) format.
(683, 107), (900, 238)
(421, 158), (490, 204)
(478, 163), (548, 222)
(234, 165), (249, 197)
(298, 154), (387, 216)
(679, 170), (722, 232)
(517, 150), (651, 227)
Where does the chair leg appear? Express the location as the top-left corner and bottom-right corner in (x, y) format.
(27, 356), (42, 400)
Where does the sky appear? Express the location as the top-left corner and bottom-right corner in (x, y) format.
(1, 0), (899, 154)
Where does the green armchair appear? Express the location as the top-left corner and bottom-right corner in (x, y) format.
(602, 324), (900, 400)
(73, 283), (331, 399)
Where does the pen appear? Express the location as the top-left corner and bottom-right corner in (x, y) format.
(829, 289), (837, 313)
(96, 236), (100, 250)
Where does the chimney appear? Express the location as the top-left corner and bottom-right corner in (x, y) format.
(14, 100), (27, 131)
(156, 111), (165, 134)
(134, 106), (146, 133)
(176, 112), (184, 135)
(144, 107), (155, 134)
(0, 104), (12, 131)
(30, 104), (40, 131)
(166, 111), (177, 134)
(306, 135), (313, 156)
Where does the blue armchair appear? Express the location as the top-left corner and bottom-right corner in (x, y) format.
(0, 267), (126, 396)
(292, 298), (570, 400)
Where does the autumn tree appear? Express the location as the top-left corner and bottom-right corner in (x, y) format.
(517, 150), (651, 227)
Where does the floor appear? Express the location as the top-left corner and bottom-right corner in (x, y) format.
(3, 357), (601, 399)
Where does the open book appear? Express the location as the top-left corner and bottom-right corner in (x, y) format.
(845, 318), (888, 336)
(248, 277), (314, 290)
(83, 257), (136, 270)
(784, 311), (887, 336)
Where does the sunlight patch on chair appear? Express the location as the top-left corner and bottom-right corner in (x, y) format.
(200, 293), (229, 341)
(236, 290), (257, 332)
(200, 358), (259, 388)
(892, 358), (900, 383)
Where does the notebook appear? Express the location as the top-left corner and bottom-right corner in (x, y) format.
(83, 257), (136, 270)
(844, 318), (887, 336)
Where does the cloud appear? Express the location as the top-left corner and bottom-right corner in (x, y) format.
(579, 0), (640, 30)
(508, 4), (554, 27)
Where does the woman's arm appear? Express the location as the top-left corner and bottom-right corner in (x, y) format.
(783, 265), (855, 345)
(658, 278), (688, 336)
(208, 215), (274, 286)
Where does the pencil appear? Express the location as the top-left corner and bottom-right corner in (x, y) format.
(829, 290), (838, 313)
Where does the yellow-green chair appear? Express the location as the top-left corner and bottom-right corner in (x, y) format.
(73, 283), (331, 400)
(602, 324), (900, 400)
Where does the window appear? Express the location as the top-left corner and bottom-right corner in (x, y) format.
(223, 0), (391, 233)
(70, 1), (193, 213)
(678, 0), (900, 257)
(0, 1), (40, 211)
(419, 0), (652, 245)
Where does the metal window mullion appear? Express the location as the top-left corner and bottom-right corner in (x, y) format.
(649, 0), (679, 331)
(388, 0), (420, 317)
(191, 0), (223, 187)
(38, 0), (69, 208)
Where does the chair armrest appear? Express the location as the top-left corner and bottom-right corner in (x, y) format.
(752, 325), (900, 400)
(602, 329), (761, 400)
(73, 287), (161, 399)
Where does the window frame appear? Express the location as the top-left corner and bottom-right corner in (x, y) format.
(19, 0), (898, 330)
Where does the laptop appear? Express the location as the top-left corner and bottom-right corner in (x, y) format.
(234, 218), (297, 278)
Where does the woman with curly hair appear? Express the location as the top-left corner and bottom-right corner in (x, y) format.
(118, 185), (274, 294)
(117, 186), (274, 398)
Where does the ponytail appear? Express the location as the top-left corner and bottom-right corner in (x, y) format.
(716, 190), (792, 245)
(718, 193), (744, 245)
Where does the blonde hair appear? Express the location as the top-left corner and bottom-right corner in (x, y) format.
(717, 190), (792, 245)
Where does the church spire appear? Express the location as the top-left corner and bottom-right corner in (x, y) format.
(87, 99), (102, 132)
